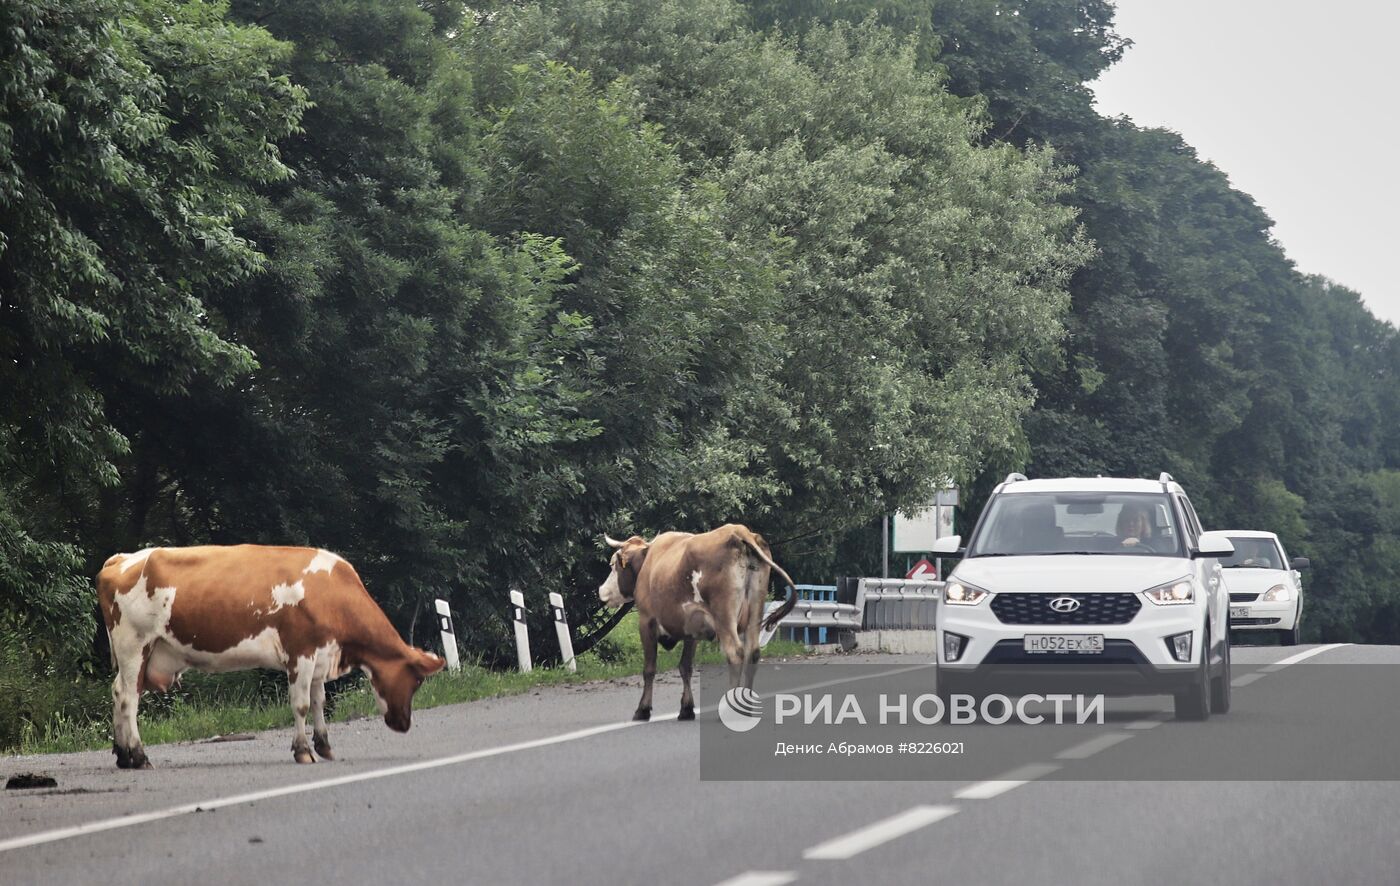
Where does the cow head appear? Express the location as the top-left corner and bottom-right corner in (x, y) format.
(599, 534), (649, 607)
(365, 647), (446, 732)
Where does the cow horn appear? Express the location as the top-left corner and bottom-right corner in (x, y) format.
(604, 534), (627, 549)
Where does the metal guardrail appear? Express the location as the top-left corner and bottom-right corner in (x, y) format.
(775, 585), (853, 645)
(858, 578), (942, 630)
(765, 578), (943, 646)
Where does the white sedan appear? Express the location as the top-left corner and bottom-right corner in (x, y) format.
(1219, 530), (1308, 645)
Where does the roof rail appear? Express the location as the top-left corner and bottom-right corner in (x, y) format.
(1159, 472), (1174, 484)
(1003, 472), (1028, 484)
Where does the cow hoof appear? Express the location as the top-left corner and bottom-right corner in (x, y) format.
(127, 748), (152, 770)
(294, 749), (316, 764)
(313, 739), (335, 761)
(632, 707), (652, 722)
(678, 705), (696, 721)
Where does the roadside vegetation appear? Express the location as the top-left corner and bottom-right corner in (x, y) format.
(5, 0), (1400, 750)
(12, 613), (808, 755)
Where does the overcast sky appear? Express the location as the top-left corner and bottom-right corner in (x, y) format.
(1091, 0), (1399, 326)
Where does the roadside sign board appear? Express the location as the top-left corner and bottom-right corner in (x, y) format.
(892, 488), (958, 553)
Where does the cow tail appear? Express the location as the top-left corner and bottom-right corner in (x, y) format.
(744, 538), (799, 631)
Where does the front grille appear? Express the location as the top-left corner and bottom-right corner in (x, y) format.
(1229, 592), (1259, 603)
(989, 593), (1141, 625)
(1230, 617), (1280, 625)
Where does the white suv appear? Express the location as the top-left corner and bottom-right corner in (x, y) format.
(933, 474), (1235, 720)
(1218, 530), (1307, 646)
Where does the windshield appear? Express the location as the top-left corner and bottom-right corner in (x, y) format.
(1221, 537), (1284, 569)
(968, 492), (1183, 557)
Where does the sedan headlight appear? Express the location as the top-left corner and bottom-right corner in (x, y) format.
(944, 580), (990, 605)
(1143, 577), (1195, 606)
(1262, 584), (1292, 602)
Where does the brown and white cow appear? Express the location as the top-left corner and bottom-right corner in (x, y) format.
(597, 523), (798, 721)
(96, 545), (445, 768)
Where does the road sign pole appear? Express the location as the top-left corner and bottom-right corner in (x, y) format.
(882, 514), (890, 579)
(935, 502), (942, 581)
(434, 598), (461, 672)
(509, 589), (532, 673)
(548, 591), (576, 673)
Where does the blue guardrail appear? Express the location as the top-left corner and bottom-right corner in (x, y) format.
(781, 584), (839, 645)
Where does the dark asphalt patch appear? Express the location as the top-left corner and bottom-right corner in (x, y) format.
(5, 774), (58, 790)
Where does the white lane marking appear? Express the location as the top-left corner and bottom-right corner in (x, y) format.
(1124, 711), (1171, 729)
(803, 805), (957, 860)
(1055, 732), (1133, 760)
(1, 663), (924, 855)
(763, 663), (935, 698)
(1266, 643), (1350, 670)
(713, 872), (797, 886)
(0, 714), (681, 855)
(954, 763), (1060, 799)
(1231, 672), (1266, 687)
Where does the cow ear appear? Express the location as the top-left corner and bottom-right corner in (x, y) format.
(415, 649), (446, 677)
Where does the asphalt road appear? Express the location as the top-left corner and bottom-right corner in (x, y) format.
(2, 642), (1397, 886)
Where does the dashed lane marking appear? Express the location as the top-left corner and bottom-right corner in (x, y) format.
(1055, 732), (1134, 760)
(803, 805), (958, 860)
(954, 763), (1061, 799)
(1264, 643), (1350, 671)
(713, 872), (798, 886)
(1125, 714), (1170, 729)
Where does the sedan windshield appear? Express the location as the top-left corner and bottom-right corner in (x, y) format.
(968, 492), (1183, 557)
(1221, 537), (1284, 569)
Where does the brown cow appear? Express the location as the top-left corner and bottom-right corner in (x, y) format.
(597, 524), (798, 721)
(96, 545), (445, 768)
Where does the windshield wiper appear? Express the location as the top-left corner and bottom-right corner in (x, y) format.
(971, 551), (1123, 557)
(1032, 551), (1118, 556)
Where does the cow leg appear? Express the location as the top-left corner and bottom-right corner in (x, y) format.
(708, 595), (746, 690)
(288, 658), (316, 764)
(678, 638), (697, 720)
(741, 585), (765, 690)
(741, 628), (762, 690)
(311, 677), (334, 760)
(635, 619), (659, 721)
(110, 641), (151, 770)
(716, 625), (745, 689)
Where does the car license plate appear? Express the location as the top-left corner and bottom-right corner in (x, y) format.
(1230, 607), (1250, 619)
(1023, 634), (1104, 654)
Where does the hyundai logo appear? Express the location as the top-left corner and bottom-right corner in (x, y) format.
(1048, 596), (1082, 613)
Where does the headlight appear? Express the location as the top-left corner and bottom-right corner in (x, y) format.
(1143, 577), (1194, 605)
(944, 580), (990, 605)
(1262, 584), (1292, 602)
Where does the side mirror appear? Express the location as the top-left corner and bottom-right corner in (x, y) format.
(1194, 531), (1235, 559)
(931, 534), (963, 555)
(1289, 557), (1310, 571)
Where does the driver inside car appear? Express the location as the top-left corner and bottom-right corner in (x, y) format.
(1116, 502), (1154, 549)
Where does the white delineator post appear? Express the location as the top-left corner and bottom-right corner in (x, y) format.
(549, 592), (577, 673)
(434, 598), (461, 672)
(510, 589), (532, 673)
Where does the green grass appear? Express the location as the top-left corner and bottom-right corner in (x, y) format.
(11, 613), (809, 755)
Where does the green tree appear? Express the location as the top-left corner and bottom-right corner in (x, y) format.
(478, 1), (1090, 574)
(0, 0), (306, 643)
